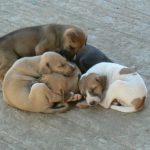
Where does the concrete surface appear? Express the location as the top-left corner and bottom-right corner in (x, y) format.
(0, 0), (150, 149)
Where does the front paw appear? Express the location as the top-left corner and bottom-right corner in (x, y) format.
(76, 101), (89, 109)
(67, 92), (82, 102)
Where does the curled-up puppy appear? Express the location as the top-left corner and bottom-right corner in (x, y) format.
(40, 67), (81, 108)
(0, 23), (86, 81)
(74, 44), (113, 73)
(78, 62), (147, 113)
(2, 52), (79, 113)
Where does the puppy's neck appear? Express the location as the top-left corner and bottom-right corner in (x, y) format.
(30, 56), (41, 77)
(55, 27), (65, 49)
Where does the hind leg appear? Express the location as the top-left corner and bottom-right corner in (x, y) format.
(99, 80), (125, 109)
(100, 80), (136, 109)
(29, 83), (64, 112)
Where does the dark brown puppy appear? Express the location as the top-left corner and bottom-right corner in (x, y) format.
(74, 44), (113, 73)
(0, 24), (86, 82)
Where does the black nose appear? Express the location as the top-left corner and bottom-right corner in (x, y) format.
(89, 101), (96, 106)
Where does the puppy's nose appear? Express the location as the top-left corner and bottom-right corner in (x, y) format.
(89, 101), (96, 106)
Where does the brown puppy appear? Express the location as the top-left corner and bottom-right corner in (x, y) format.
(0, 23), (86, 81)
(2, 52), (79, 113)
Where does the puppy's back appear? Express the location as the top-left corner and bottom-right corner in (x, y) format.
(75, 44), (113, 73)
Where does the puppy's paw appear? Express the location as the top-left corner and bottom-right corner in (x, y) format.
(76, 101), (89, 109)
(67, 92), (82, 102)
(72, 94), (82, 101)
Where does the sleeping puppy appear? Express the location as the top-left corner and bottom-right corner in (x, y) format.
(0, 23), (86, 82)
(78, 62), (147, 113)
(40, 67), (81, 104)
(74, 44), (113, 73)
(3, 52), (79, 113)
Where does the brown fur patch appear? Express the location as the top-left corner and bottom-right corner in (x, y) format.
(119, 67), (135, 75)
(132, 96), (146, 110)
(66, 28), (86, 43)
(96, 76), (107, 90)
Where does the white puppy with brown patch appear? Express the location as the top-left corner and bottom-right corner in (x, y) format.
(78, 62), (147, 113)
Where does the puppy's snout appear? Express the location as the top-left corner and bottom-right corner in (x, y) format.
(89, 101), (96, 106)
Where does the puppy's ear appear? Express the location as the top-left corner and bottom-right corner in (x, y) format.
(67, 29), (79, 42)
(40, 63), (52, 74)
(95, 76), (107, 89)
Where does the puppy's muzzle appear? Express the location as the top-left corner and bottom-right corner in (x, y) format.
(65, 64), (76, 76)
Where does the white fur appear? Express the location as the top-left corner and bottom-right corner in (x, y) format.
(110, 105), (136, 113)
(86, 90), (100, 106)
(81, 62), (147, 112)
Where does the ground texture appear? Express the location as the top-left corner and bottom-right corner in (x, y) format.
(0, 0), (150, 149)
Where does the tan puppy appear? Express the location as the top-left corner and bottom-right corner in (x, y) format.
(3, 52), (80, 113)
(0, 23), (86, 81)
(40, 66), (81, 104)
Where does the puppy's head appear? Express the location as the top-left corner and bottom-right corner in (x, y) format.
(79, 73), (107, 106)
(39, 52), (76, 76)
(62, 27), (87, 59)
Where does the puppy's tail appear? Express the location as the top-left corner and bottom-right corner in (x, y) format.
(111, 97), (146, 113)
(43, 103), (69, 113)
(110, 105), (137, 113)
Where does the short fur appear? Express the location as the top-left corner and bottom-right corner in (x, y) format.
(0, 23), (86, 82)
(78, 62), (147, 113)
(74, 44), (112, 73)
(2, 52), (81, 113)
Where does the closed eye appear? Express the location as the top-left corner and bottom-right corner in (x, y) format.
(58, 63), (65, 67)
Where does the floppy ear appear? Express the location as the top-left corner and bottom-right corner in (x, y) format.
(95, 76), (107, 89)
(66, 28), (80, 42)
(39, 62), (52, 74)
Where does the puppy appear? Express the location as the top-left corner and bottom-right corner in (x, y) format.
(74, 44), (113, 73)
(78, 62), (147, 113)
(0, 23), (86, 81)
(40, 66), (81, 104)
(3, 52), (79, 113)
